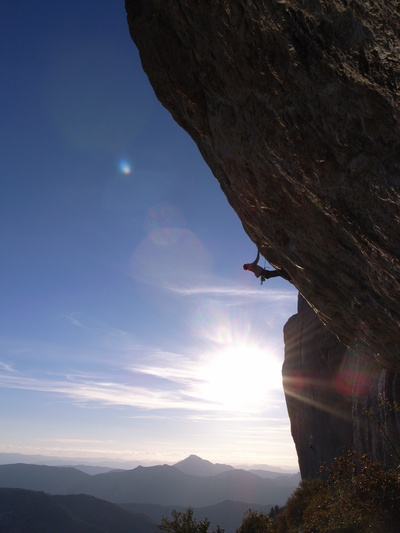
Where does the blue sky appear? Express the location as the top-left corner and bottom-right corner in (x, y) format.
(0, 1), (298, 469)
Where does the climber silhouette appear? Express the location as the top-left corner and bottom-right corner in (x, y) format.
(243, 251), (290, 283)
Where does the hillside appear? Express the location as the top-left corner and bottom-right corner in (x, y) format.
(0, 463), (89, 493)
(122, 500), (274, 533)
(0, 488), (155, 533)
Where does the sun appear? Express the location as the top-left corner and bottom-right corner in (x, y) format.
(200, 343), (283, 411)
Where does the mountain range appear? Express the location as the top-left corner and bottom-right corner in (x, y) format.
(0, 452), (296, 473)
(0, 454), (300, 532)
(0, 456), (299, 507)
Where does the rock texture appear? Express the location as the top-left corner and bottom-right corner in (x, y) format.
(125, 1), (400, 473)
(283, 295), (352, 478)
(284, 295), (400, 478)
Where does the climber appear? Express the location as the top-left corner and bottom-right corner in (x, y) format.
(243, 250), (290, 283)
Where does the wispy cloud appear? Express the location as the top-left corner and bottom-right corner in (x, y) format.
(0, 371), (206, 410)
(0, 297), (290, 428)
(36, 437), (116, 445)
(63, 312), (86, 328)
(166, 283), (297, 302)
(127, 349), (202, 385)
(0, 344), (284, 417)
(0, 361), (14, 372)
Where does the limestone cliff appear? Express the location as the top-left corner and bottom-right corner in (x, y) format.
(125, 0), (400, 474)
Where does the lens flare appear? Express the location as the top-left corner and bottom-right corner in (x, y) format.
(144, 204), (185, 246)
(119, 160), (132, 175)
(129, 228), (213, 288)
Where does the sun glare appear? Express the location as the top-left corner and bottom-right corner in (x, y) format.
(200, 344), (282, 411)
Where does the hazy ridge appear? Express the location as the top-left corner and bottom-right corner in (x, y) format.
(0, 460), (299, 507)
(0, 488), (154, 533)
(0, 455), (300, 532)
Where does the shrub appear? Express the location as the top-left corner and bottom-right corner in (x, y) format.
(273, 479), (325, 532)
(158, 508), (224, 533)
(273, 451), (400, 533)
(236, 509), (273, 532)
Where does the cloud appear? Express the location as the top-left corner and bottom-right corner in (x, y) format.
(63, 312), (85, 328)
(127, 349), (201, 386)
(0, 370), (203, 410)
(37, 438), (115, 445)
(166, 283), (297, 303)
(0, 361), (14, 372)
(0, 304), (290, 422)
(0, 342), (285, 418)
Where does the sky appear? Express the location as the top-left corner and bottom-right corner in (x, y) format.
(0, 1), (299, 469)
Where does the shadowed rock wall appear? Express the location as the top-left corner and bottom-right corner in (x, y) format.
(284, 295), (400, 478)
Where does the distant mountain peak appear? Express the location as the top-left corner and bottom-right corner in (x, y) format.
(174, 455), (234, 477)
(178, 455), (212, 465)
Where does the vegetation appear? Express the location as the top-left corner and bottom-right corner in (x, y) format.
(158, 507), (276, 532)
(158, 508), (224, 533)
(274, 401), (400, 531)
(274, 451), (400, 532)
(236, 508), (274, 532)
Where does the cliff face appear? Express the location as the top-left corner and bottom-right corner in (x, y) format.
(284, 295), (400, 478)
(125, 0), (400, 473)
(126, 0), (400, 369)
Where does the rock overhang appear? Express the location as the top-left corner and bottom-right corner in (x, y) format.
(125, 0), (400, 370)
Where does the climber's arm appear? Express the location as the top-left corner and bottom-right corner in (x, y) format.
(252, 250), (260, 266)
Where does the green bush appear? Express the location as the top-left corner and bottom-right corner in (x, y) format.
(158, 508), (224, 533)
(273, 479), (325, 532)
(236, 509), (273, 532)
(273, 451), (400, 533)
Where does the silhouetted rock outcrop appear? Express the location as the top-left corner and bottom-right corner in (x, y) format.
(284, 295), (400, 478)
(125, 0), (400, 476)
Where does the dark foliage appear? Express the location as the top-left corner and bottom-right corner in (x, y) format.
(158, 507), (224, 533)
(273, 451), (400, 532)
(236, 508), (273, 532)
